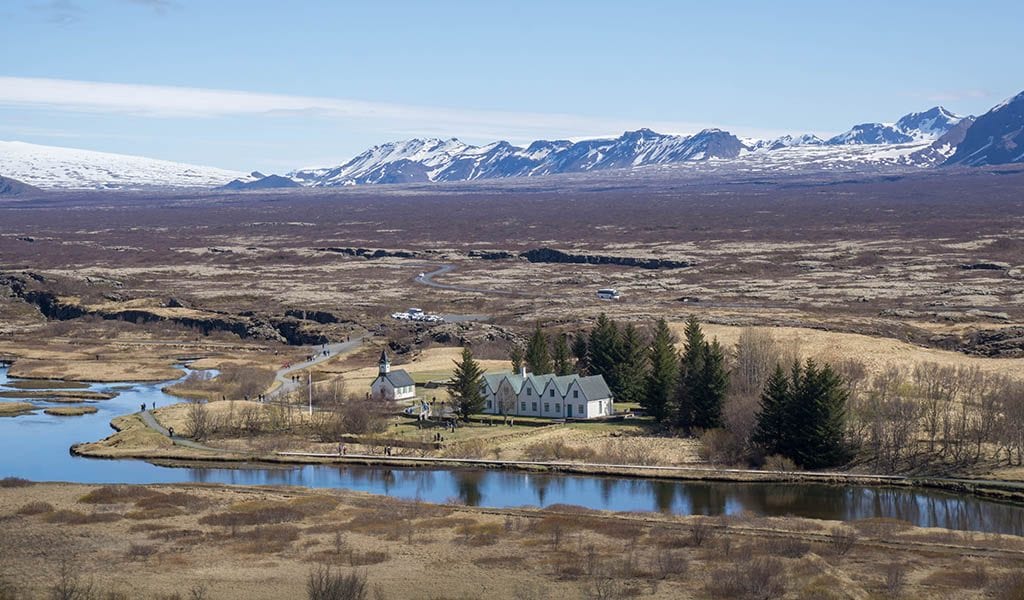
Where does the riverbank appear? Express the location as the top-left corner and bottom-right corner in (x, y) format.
(71, 413), (1024, 508)
(1, 481), (1022, 600)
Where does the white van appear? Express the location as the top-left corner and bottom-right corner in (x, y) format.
(596, 288), (620, 300)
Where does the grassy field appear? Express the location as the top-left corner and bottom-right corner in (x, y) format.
(1, 481), (1023, 600)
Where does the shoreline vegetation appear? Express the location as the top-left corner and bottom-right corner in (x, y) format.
(2, 481), (1024, 599)
(69, 414), (1024, 506)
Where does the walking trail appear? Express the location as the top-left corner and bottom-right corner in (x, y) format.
(139, 336), (364, 451)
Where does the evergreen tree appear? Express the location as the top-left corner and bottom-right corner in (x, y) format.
(449, 347), (485, 421)
(571, 334), (589, 375)
(642, 318), (679, 422)
(752, 363), (791, 457)
(508, 343), (524, 374)
(614, 323), (648, 405)
(588, 313), (622, 392)
(525, 323), (552, 374)
(552, 334), (574, 376)
(695, 339), (728, 429)
(752, 359), (851, 469)
(675, 315), (707, 431)
(794, 360), (850, 469)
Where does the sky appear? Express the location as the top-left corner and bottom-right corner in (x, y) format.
(1, 0), (1022, 173)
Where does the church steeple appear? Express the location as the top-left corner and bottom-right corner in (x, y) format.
(378, 349), (390, 375)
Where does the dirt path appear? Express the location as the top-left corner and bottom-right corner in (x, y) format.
(270, 336), (363, 399)
(138, 408), (227, 452)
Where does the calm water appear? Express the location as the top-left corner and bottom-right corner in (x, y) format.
(2, 365), (1023, 535)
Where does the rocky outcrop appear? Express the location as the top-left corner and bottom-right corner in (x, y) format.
(520, 247), (693, 269)
(960, 262), (1010, 271)
(284, 309), (344, 324)
(1, 274), (333, 346)
(468, 250), (517, 260)
(315, 247), (422, 259)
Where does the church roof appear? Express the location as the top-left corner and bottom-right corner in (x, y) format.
(376, 369), (414, 388)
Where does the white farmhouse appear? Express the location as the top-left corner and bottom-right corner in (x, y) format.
(480, 368), (613, 420)
(370, 350), (416, 401)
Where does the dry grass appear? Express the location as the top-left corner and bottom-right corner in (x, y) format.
(1, 482), (1023, 599)
(0, 402), (35, 416)
(43, 405), (98, 416)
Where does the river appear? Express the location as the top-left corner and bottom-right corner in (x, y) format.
(1, 365), (1023, 535)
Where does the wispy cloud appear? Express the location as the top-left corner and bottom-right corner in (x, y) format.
(32, 0), (84, 24)
(0, 76), (791, 142)
(123, 0), (177, 14)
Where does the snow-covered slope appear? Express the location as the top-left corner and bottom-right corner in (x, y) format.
(0, 141), (244, 189)
(289, 128), (747, 186)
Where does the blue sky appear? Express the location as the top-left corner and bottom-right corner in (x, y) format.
(1, 0), (1022, 173)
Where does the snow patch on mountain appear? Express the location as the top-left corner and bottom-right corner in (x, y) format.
(0, 141), (244, 189)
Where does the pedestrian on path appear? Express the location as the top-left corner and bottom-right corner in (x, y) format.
(168, 426), (174, 437)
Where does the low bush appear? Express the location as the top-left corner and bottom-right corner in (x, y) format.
(42, 510), (122, 525)
(126, 543), (159, 561)
(307, 565), (369, 600)
(704, 556), (786, 600)
(0, 477), (32, 488)
(79, 485), (155, 504)
(827, 526), (858, 556)
(16, 501), (54, 515)
(523, 439), (596, 462)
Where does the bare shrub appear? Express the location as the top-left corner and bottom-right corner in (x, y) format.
(653, 549), (688, 579)
(306, 566), (368, 600)
(989, 570), (1024, 600)
(883, 563), (906, 599)
(78, 485), (155, 504)
(186, 400), (210, 441)
(125, 543), (158, 561)
(827, 526), (858, 556)
(762, 454), (798, 472)
(704, 556), (786, 600)
(689, 519), (714, 547)
(444, 438), (489, 459)
(523, 439), (596, 462)
(0, 477), (32, 488)
(50, 558), (96, 600)
(42, 510), (122, 525)
(698, 428), (745, 465)
(17, 501), (54, 515)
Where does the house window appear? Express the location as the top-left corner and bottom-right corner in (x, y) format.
(555, 404), (561, 413)
(531, 402), (537, 411)
(486, 400), (492, 409)
(521, 402), (526, 411)
(527, 388), (532, 396)
(578, 404), (584, 415)
(544, 403), (549, 412)
(550, 389), (555, 397)
(573, 390), (579, 399)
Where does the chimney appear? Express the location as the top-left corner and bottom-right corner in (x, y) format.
(519, 366), (527, 378)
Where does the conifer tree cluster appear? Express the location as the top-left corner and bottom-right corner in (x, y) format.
(571, 314), (727, 426)
(752, 360), (851, 469)
(509, 323), (579, 377)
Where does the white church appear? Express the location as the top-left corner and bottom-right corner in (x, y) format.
(369, 350), (416, 402)
(480, 368), (613, 420)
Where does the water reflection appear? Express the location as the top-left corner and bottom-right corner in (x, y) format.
(2, 366), (1024, 535)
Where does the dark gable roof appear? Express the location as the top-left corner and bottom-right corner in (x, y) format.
(482, 371), (612, 400)
(381, 369), (414, 388)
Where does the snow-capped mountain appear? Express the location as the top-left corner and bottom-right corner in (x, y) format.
(944, 91), (1024, 166)
(826, 106), (964, 145)
(289, 128), (747, 186)
(747, 133), (824, 151)
(0, 141), (244, 189)
(219, 171), (301, 191)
